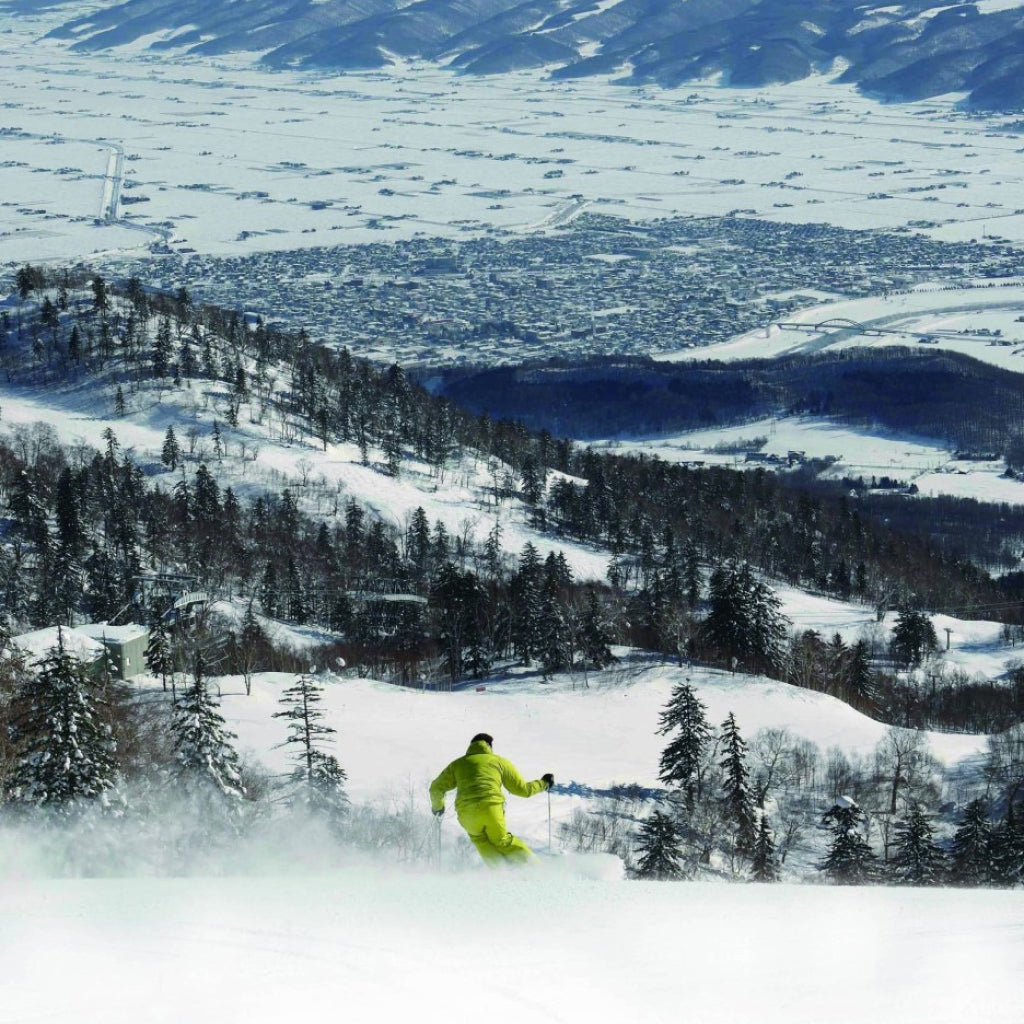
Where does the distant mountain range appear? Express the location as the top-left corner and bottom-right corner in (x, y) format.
(30, 0), (1024, 110)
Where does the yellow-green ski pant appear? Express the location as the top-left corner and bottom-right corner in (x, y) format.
(457, 802), (535, 866)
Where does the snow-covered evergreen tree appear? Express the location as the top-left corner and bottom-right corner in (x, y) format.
(819, 801), (877, 884)
(704, 561), (789, 675)
(990, 803), (1024, 888)
(538, 576), (569, 679)
(170, 656), (245, 807)
(511, 542), (543, 665)
(273, 673), (348, 831)
(751, 813), (779, 882)
(719, 712), (756, 857)
(633, 810), (686, 880)
(259, 561), (279, 618)
(950, 798), (992, 886)
(161, 425), (181, 470)
(579, 592), (613, 667)
(889, 608), (938, 669)
(145, 619), (173, 692)
(890, 806), (946, 885)
(657, 679), (711, 809)
(4, 630), (118, 812)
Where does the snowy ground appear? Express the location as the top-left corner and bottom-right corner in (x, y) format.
(3, 870), (1021, 1024)
(592, 412), (1024, 504)
(657, 283), (1024, 369)
(214, 660), (993, 868)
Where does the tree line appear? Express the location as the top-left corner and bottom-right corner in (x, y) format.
(627, 679), (1023, 885)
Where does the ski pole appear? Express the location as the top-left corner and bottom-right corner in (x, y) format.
(547, 787), (552, 853)
(435, 813), (442, 866)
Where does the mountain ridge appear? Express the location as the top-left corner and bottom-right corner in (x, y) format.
(30, 0), (1024, 110)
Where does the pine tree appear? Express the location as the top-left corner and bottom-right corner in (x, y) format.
(152, 317), (172, 378)
(211, 420), (225, 460)
(49, 542), (84, 625)
(633, 810), (686, 880)
(237, 600), (265, 697)
(511, 542), (543, 665)
(4, 630), (118, 812)
(990, 803), (1024, 888)
(329, 591), (354, 634)
(432, 563), (484, 684)
(407, 506), (432, 579)
(890, 806), (947, 885)
(538, 573), (569, 679)
(950, 798), (992, 886)
(170, 656), (245, 805)
(273, 673), (348, 830)
(719, 712), (756, 856)
(179, 331), (199, 378)
(657, 678), (711, 809)
(145, 619), (173, 691)
(285, 557), (307, 623)
(382, 424), (402, 477)
(890, 608), (938, 669)
(192, 463), (221, 523)
(704, 561), (789, 675)
(91, 275), (109, 313)
(819, 801), (877, 884)
(844, 638), (877, 710)
(161, 425), (181, 471)
(580, 591), (615, 672)
(751, 813), (780, 882)
(682, 541), (701, 608)
(482, 519), (504, 580)
(260, 561), (279, 619)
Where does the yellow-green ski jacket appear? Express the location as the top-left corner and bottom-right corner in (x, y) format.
(430, 739), (547, 812)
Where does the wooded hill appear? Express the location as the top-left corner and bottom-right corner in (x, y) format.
(1, 265), (1021, 734)
(434, 347), (1024, 454)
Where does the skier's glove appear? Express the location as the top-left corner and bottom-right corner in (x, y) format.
(432, 807), (445, 817)
(542, 773), (554, 789)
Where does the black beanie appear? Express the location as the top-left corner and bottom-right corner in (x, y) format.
(471, 733), (494, 746)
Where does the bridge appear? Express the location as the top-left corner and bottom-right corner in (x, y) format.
(772, 318), (978, 343)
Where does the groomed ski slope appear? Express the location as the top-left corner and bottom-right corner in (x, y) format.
(2, 862), (1021, 1024)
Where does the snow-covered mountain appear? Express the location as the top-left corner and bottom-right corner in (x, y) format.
(31, 0), (1024, 109)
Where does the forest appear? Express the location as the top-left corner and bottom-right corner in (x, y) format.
(434, 346), (1024, 455)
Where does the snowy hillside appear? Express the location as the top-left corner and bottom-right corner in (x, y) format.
(228, 658), (990, 844)
(0, 293), (608, 581)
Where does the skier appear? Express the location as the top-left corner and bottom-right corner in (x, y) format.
(430, 732), (553, 866)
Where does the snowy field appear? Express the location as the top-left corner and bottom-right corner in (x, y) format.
(2, 6), (1024, 269)
(658, 282), (1024, 369)
(592, 412), (1024, 504)
(2, 658), (1021, 1024)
